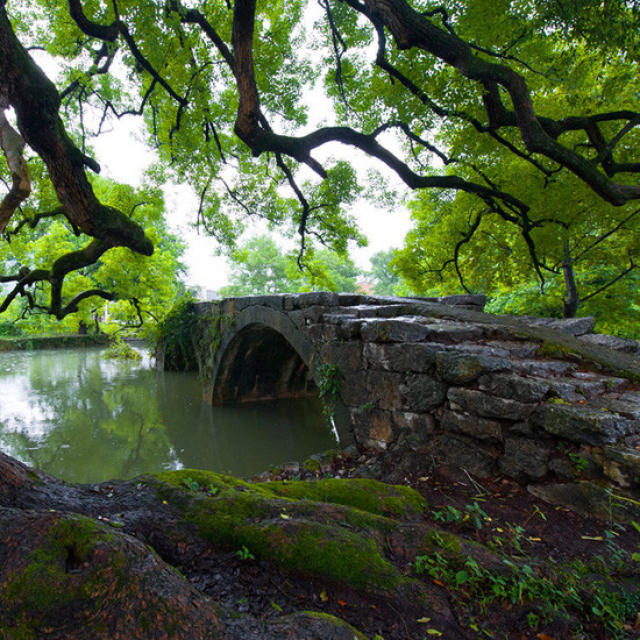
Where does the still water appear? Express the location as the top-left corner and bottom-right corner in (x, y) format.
(0, 347), (336, 484)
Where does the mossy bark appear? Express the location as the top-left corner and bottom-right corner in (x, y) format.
(0, 451), (485, 639)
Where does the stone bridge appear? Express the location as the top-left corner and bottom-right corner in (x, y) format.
(161, 292), (640, 520)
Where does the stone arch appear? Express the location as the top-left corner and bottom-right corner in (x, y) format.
(209, 306), (318, 406)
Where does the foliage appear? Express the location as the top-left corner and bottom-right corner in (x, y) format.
(415, 528), (640, 638)
(102, 338), (142, 361)
(218, 235), (362, 296)
(0, 177), (187, 334)
(1, 0), (639, 325)
(152, 295), (200, 371)
(390, 1), (640, 331)
(366, 250), (405, 297)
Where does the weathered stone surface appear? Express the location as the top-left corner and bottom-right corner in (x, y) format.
(578, 333), (640, 353)
(363, 342), (438, 373)
(350, 408), (394, 449)
(478, 373), (549, 403)
(438, 294), (487, 309)
(284, 292), (340, 309)
(432, 434), (500, 477)
(512, 359), (576, 376)
(547, 377), (605, 401)
(435, 351), (511, 384)
(417, 322), (485, 343)
(537, 403), (635, 445)
(548, 457), (576, 480)
(361, 318), (435, 343)
(592, 392), (640, 419)
(447, 388), (536, 421)
(392, 411), (436, 437)
(603, 446), (640, 488)
(528, 481), (640, 522)
(400, 375), (448, 412)
(441, 410), (503, 442)
(546, 316), (595, 336)
(320, 342), (362, 371)
(485, 340), (539, 358)
(500, 437), (550, 480)
(364, 371), (404, 411)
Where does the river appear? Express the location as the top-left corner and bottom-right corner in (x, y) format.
(0, 347), (336, 484)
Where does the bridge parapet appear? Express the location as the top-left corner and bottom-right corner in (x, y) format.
(162, 292), (640, 520)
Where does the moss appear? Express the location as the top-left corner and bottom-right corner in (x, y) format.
(148, 470), (431, 596)
(265, 477), (427, 518)
(274, 610), (368, 639)
(2, 515), (117, 621)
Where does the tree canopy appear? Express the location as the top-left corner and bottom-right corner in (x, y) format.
(0, 0), (639, 323)
(218, 234), (361, 295)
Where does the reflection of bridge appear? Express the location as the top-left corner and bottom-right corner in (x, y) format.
(160, 292), (640, 519)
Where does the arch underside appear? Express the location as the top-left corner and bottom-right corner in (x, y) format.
(211, 324), (317, 405)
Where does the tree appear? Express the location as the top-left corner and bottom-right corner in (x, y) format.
(367, 249), (405, 296)
(218, 234), (361, 295)
(0, 176), (186, 334)
(391, 5), (640, 328)
(1, 0), (640, 322)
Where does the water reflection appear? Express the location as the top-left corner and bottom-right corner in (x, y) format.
(0, 348), (335, 484)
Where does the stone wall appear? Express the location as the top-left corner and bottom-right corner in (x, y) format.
(164, 292), (640, 519)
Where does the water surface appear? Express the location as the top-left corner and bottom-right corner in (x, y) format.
(0, 347), (335, 483)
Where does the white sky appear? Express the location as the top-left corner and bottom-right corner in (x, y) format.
(29, 15), (413, 293)
(91, 110), (412, 292)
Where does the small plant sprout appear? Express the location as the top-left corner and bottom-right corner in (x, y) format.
(235, 545), (255, 561)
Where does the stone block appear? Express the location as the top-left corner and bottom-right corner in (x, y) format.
(512, 360), (576, 377)
(500, 437), (550, 480)
(528, 481), (640, 522)
(603, 446), (640, 488)
(538, 403), (634, 445)
(593, 392), (640, 420)
(284, 292), (339, 310)
(400, 374), (448, 412)
(320, 342), (363, 372)
(441, 410), (503, 442)
(578, 333), (640, 353)
(392, 412), (436, 437)
(447, 387), (536, 421)
(432, 434), (500, 477)
(417, 322), (485, 343)
(350, 407), (394, 450)
(365, 371), (405, 411)
(438, 294), (487, 309)
(360, 318), (434, 343)
(485, 340), (539, 358)
(478, 373), (549, 403)
(363, 342), (439, 372)
(546, 316), (595, 336)
(339, 374), (370, 407)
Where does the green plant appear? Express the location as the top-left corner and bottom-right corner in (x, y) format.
(568, 452), (589, 473)
(431, 502), (489, 530)
(316, 363), (342, 425)
(153, 296), (200, 371)
(235, 546), (255, 561)
(183, 477), (200, 492)
(102, 338), (142, 361)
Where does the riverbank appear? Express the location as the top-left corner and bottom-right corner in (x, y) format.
(0, 334), (109, 351)
(0, 447), (638, 639)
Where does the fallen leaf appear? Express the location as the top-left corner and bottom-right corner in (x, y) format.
(280, 512), (290, 520)
(433, 579), (445, 587)
(337, 599), (347, 607)
(581, 535), (603, 541)
(319, 589), (328, 603)
(536, 633), (556, 640)
(416, 617), (431, 623)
